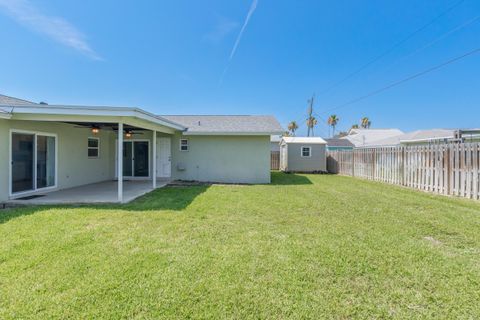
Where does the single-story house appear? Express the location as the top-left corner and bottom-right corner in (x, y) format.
(325, 138), (354, 151)
(0, 94), (283, 204)
(340, 128), (404, 148)
(279, 137), (327, 173)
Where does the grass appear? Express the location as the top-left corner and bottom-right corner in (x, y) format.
(1, 172), (480, 319)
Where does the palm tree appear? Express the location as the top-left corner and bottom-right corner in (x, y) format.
(327, 115), (339, 137)
(287, 121), (299, 136)
(306, 116), (317, 136)
(351, 124), (359, 129)
(361, 117), (371, 129)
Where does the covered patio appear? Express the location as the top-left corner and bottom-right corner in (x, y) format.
(7, 179), (171, 205)
(5, 104), (185, 204)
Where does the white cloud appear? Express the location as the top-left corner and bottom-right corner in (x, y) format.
(0, 0), (101, 60)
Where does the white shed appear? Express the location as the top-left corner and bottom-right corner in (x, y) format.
(280, 137), (327, 173)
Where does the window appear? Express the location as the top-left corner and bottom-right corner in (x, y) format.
(301, 146), (311, 157)
(180, 139), (189, 151)
(88, 137), (100, 158)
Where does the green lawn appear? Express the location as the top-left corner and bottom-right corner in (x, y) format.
(1, 173), (480, 319)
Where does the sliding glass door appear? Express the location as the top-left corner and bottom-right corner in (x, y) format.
(11, 132), (56, 195)
(119, 141), (150, 178)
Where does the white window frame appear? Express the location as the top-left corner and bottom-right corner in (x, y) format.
(88, 137), (100, 159)
(179, 139), (189, 152)
(301, 146), (312, 158)
(9, 129), (58, 198)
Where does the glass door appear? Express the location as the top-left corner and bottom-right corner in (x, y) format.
(11, 132), (56, 195)
(133, 141), (149, 177)
(37, 136), (56, 189)
(11, 133), (35, 193)
(122, 141), (133, 177)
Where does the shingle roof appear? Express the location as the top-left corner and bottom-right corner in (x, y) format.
(0, 94), (37, 106)
(281, 137), (327, 144)
(324, 138), (354, 147)
(161, 115), (284, 135)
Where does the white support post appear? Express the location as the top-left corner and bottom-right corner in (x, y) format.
(152, 130), (157, 189)
(118, 122), (124, 203)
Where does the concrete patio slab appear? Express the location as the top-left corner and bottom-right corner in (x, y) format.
(7, 179), (170, 205)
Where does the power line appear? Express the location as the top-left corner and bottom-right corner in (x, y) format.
(317, 0), (466, 97)
(380, 14), (480, 74)
(320, 46), (480, 114)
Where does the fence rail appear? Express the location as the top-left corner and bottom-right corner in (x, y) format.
(271, 151), (280, 170)
(327, 142), (480, 200)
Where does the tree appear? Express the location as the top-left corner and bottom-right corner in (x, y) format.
(306, 116), (317, 137)
(287, 121), (299, 136)
(361, 117), (371, 129)
(327, 115), (339, 137)
(351, 124), (359, 129)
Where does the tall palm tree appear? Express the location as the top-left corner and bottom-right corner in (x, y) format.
(361, 117), (371, 129)
(306, 116), (317, 137)
(327, 115), (339, 137)
(287, 121), (299, 136)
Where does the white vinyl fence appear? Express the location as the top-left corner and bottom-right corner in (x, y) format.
(327, 142), (480, 200)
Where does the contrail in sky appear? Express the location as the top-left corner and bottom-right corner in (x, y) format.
(220, 0), (258, 84)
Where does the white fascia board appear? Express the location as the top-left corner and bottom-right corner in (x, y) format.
(0, 113), (12, 119)
(10, 105), (186, 131)
(182, 131), (284, 136)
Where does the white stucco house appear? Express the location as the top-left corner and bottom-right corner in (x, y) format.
(0, 94), (283, 204)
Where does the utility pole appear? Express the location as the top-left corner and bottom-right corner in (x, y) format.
(307, 94), (315, 137)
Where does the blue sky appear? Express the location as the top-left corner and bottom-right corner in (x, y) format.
(0, 0), (479, 136)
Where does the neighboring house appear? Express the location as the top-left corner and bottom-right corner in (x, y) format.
(279, 137), (327, 173)
(0, 94), (283, 203)
(324, 138), (354, 151)
(368, 129), (480, 147)
(341, 128), (404, 148)
(270, 135), (282, 152)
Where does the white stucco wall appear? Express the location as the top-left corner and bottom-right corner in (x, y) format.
(0, 120), (115, 201)
(170, 134), (271, 184)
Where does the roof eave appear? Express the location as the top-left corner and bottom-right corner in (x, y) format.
(9, 105), (186, 131)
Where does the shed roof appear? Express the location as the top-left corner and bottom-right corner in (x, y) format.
(161, 115), (284, 135)
(281, 137), (327, 144)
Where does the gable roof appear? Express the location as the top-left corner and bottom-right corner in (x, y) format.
(0, 94), (37, 107)
(281, 137), (327, 144)
(341, 128), (404, 147)
(161, 115), (284, 135)
(324, 138), (354, 147)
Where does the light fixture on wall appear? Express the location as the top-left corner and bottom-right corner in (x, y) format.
(125, 130), (132, 138)
(91, 126), (100, 134)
